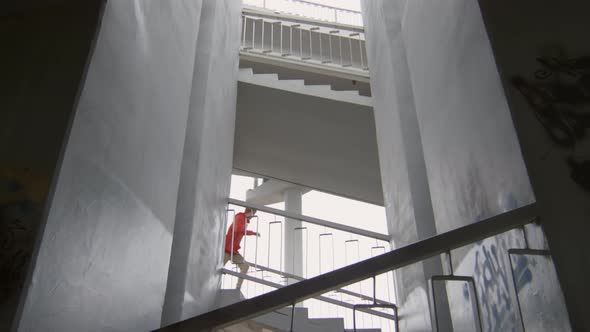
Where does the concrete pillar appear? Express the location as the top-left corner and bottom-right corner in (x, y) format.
(361, 1), (452, 330)
(162, 0), (241, 325)
(283, 188), (303, 284)
(1, 2), (105, 330)
(12, 1), (208, 331)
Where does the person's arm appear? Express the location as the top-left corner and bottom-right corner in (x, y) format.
(246, 230), (258, 236)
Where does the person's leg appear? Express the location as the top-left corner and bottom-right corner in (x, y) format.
(231, 253), (249, 289)
(223, 252), (230, 265)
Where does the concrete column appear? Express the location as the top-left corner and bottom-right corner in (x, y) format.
(1, 2), (105, 330)
(12, 1), (206, 331)
(283, 188), (303, 284)
(162, 0), (242, 325)
(361, 1), (452, 330)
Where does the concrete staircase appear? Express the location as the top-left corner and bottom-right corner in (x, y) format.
(215, 289), (381, 332)
(238, 67), (372, 107)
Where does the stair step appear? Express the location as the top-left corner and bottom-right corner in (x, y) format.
(274, 306), (309, 319)
(332, 89), (361, 97)
(277, 79), (305, 88)
(253, 73), (279, 80)
(307, 317), (345, 332)
(239, 67), (254, 75)
(238, 68), (372, 106)
(305, 84), (332, 92)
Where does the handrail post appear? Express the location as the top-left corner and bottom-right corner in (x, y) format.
(228, 209), (236, 264)
(290, 302), (296, 332)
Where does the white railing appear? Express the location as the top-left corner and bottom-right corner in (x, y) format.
(241, 13), (369, 74)
(224, 200), (395, 331)
(243, 0), (363, 27)
(160, 203), (573, 332)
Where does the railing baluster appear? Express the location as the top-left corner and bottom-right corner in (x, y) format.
(261, 19), (265, 52)
(289, 24), (299, 56)
(242, 16), (247, 49)
(329, 30), (339, 64)
(280, 23), (283, 55)
(319, 232), (334, 274)
(270, 21), (274, 53)
(268, 220), (283, 272)
(349, 32), (360, 69)
(252, 216), (260, 270)
(308, 29), (313, 60)
(293, 226), (308, 280)
(251, 17), (256, 50)
(310, 27), (319, 61)
(361, 39), (368, 70)
(299, 26), (303, 59)
(318, 30), (322, 63)
(338, 32), (343, 66)
(347, 36), (353, 67)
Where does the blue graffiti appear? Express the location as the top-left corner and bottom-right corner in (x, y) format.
(473, 236), (533, 332)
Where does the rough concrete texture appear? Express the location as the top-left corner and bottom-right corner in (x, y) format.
(0, 2), (104, 330)
(234, 82), (382, 206)
(361, 1), (446, 330)
(399, 1), (539, 330)
(362, 0), (538, 331)
(477, 1), (590, 330)
(14, 1), (204, 331)
(402, 0), (534, 234)
(162, 0), (242, 326)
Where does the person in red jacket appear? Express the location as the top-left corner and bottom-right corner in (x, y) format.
(224, 207), (259, 289)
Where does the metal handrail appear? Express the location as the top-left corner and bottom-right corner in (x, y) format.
(240, 11), (369, 74)
(156, 203), (538, 331)
(249, 262), (395, 306)
(243, 0), (363, 27)
(229, 198), (389, 241)
(278, 0), (361, 14)
(220, 268), (396, 320)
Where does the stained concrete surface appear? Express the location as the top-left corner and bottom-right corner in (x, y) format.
(362, 1), (448, 330)
(362, 0), (537, 330)
(477, 1), (590, 330)
(0, 1), (104, 330)
(161, 0), (242, 326)
(13, 1), (205, 331)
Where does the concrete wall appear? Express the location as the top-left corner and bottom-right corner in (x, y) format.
(402, 0), (534, 234)
(477, 1), (590, 330)
(0, 2), (104, 330)
(362, 0), (538, 330)
(362, 1), (449, 330)
(13, 1), (205, 331)
(162, 0), (241, 325)
(233, 83), (383, 206)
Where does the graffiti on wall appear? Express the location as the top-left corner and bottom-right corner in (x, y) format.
(511, 51), (590, 191)
(472, 234), (530, 332)
(0, 168), (48, 302)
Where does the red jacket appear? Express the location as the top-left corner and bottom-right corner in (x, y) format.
(225, 212), (256, 254)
